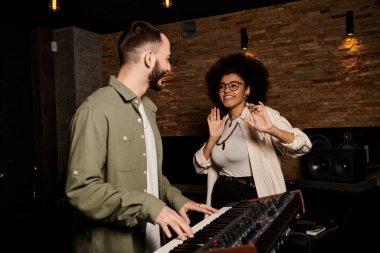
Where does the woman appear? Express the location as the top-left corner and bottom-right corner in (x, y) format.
(193, 52), (312, 209)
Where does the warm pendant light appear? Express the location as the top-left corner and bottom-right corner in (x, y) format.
(241, 28), (249, 50)
(346, 10), (354, 36)
(49, 0), (61, 12)
(162, 0), (173, 9)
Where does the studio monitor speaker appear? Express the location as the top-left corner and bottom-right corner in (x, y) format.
(302, 127), (380, 183)
(302, 149), (367, 182)
(303, 126), (380, 166)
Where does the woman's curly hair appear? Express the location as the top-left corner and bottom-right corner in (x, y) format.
(205, 52), (269, 112)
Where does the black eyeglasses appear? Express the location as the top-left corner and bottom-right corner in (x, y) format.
(218, 81), (243, 93)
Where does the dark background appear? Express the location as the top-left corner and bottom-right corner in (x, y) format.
(1, 0), (379, 252)
(1, 0), (299, 34)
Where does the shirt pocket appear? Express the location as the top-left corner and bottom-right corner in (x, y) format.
(113, 134), (140, 172)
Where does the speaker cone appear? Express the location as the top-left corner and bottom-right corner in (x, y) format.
(310, 134), (331, 149)
(308, 154), (331, 179)
(339, 141), (359, 150)
(334, 156), (352, 178)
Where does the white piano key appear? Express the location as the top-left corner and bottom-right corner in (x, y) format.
(154, 206), (231, 253)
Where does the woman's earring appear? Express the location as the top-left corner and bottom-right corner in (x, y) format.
(245, 95), (248, 101)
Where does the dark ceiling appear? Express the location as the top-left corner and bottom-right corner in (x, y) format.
(3, 0), (298, 34)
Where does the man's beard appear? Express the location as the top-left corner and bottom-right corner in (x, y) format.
(148, 62), (167, 92)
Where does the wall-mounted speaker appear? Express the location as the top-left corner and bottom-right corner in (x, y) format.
(302, 127), (380, 183)
(181, 20), (197, 38)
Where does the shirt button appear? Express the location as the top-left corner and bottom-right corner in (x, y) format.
(73, 170), (78, 176)
(143, 170), (147, 175)
(134, 99), (139, 104)
(143, 153), (146, 156)
(141, 135), (144, 139)
(123, 136), (128, 141)
(138, 118), (142, 123)
(143, 189), (147, 193)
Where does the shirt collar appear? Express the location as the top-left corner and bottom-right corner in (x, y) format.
(108, 75), (157, 112)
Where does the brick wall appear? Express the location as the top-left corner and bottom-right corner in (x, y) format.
(101, 0), (380, 179)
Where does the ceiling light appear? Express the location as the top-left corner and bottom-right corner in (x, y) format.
(346, 11), (354, 36)
(162, 0), (173, 8)
(49, 0), (60, 12)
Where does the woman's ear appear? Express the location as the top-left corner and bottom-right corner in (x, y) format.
(144, 51), (156, 69)
(245, 86), (251, 99)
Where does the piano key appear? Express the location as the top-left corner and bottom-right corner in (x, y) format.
(155, 190), (305, 253)
(153, 206), (231, 253)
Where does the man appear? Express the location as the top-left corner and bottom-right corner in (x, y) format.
(65, 21), (217, 253)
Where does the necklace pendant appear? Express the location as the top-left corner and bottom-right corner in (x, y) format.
(216, 121), (239, 150)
